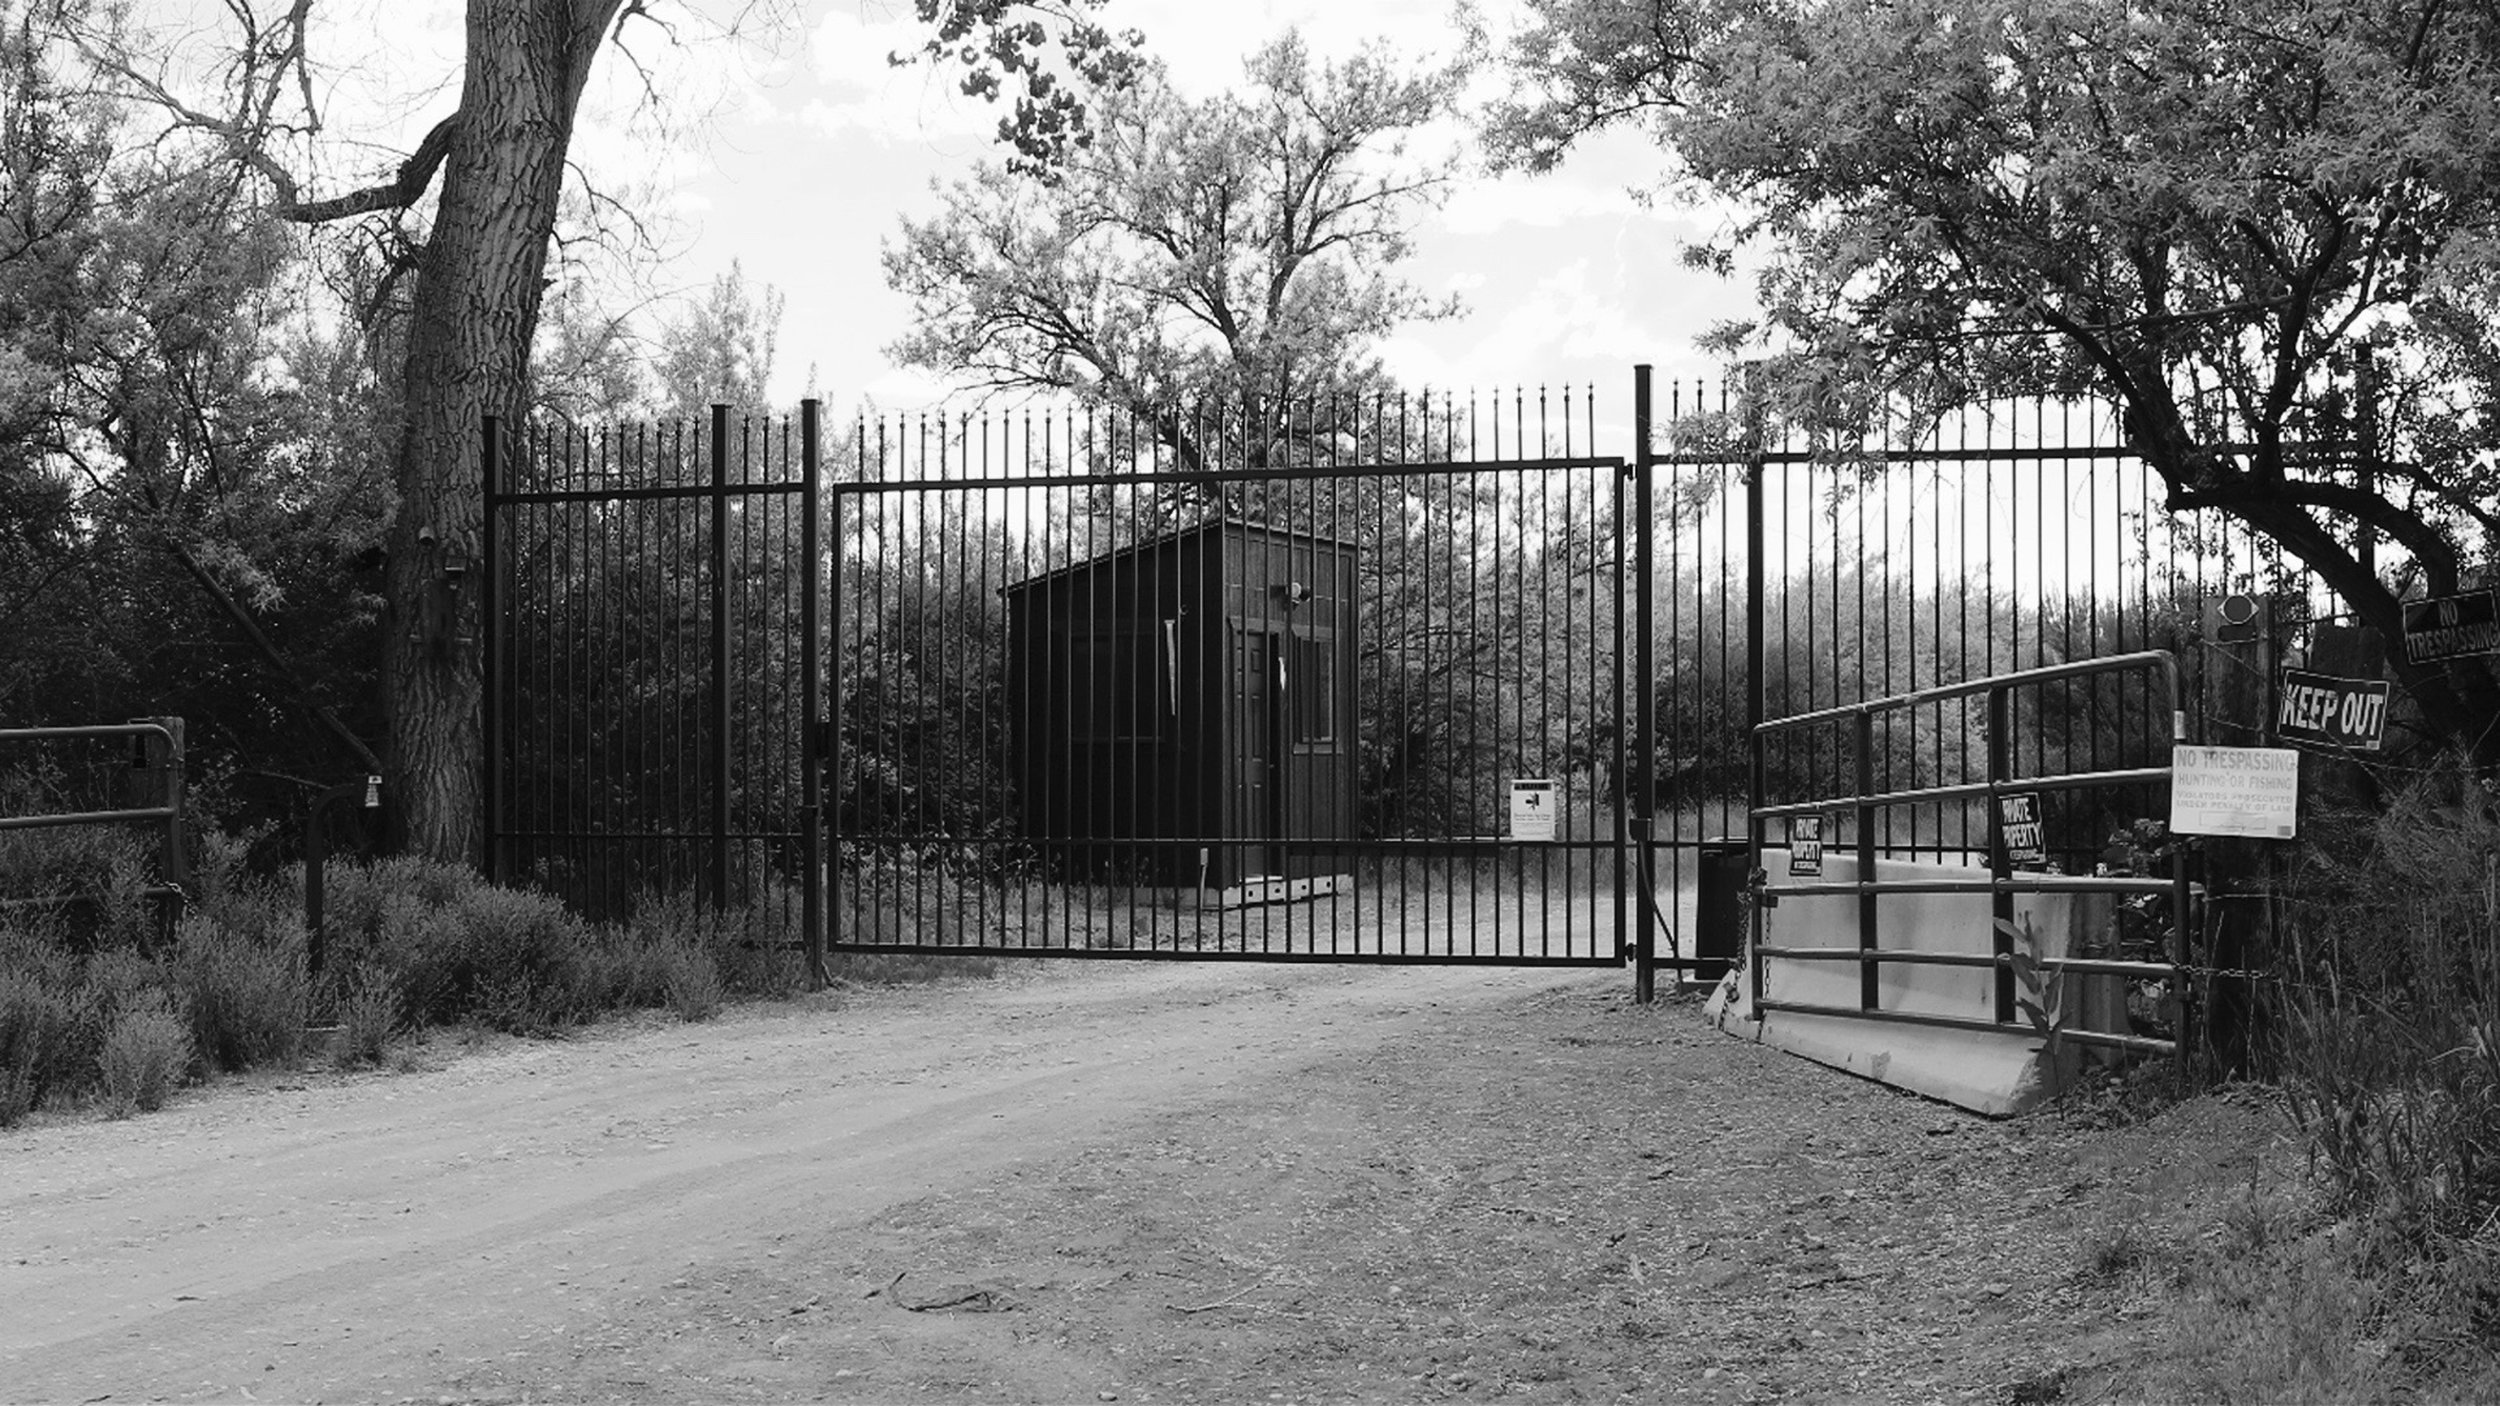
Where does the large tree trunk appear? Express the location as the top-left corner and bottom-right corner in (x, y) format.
(384, 0), (623, 864)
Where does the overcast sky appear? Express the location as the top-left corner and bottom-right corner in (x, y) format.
(271, 0), (1752, 421)
(620, 0), (1756, 419)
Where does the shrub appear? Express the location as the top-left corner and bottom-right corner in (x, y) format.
(331, 963), (399, 1066)
(2278, 754), (2500, 1244)
(97, 991), (190, 1115)
(385, 883), (596, 1034)
(173, 913), (306, 1072)
(0, 964), (79, 1126)
(664, 944), (724, 1022)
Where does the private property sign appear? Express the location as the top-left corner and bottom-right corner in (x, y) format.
(1787, 814), (1825, 876)
(2276, 669), (2390, 752)
(2403, 587), (2500, 664)
(1995, 791), (2047, 868)
(2171, 745), (2301, 839)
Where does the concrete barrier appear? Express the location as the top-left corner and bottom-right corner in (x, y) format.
(1703, 851), (2128, 1116)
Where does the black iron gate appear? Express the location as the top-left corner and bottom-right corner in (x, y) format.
(481, 405), (826, 963)
(826, 390), (1638, 968)
(482, 367), (2323, 993)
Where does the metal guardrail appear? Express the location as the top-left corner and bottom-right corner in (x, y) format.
(1746, 651), (2196, 1061)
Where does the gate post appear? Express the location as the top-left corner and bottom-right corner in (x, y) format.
(709, 404), (733, 909)
(1743, 382), (1770, 1021)
(1632, 365), (1658, 1004)
(480, 415), (505, 887)
(801, 399), (827, 988)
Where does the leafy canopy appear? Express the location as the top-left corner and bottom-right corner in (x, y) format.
(885, 31), (1469, 424)
(1494, 0), (2500, 760)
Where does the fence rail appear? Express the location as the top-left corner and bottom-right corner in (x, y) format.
(1744, 651), (2195, 1057)
(0, 720), (189, 939)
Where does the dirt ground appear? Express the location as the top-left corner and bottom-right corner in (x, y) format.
(0, 961), (2289, 1405)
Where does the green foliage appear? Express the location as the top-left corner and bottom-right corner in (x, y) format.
(886, 31), (1465, 429)
(1493, 0), (2500, 763)
(901, 0), (1148, 176)
(0, 959), (79, 1126)
(2278, 755), (2500, 1246)
(2, 5), (392, 842)
(97, 989), (189, 1116)
(329, 963), (398, 1067)
(172, 912), (305, 1073)
(663, 945), (724, 1023)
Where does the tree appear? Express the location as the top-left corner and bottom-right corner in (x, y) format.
(68, 0), (1147, 863)
(1493, 0), (2500, 764)
(651, 260), (785, 426)
(1, 10), (395, 831)
(885, 31), (1467, 463)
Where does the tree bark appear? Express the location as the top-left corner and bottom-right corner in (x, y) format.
(384, 0), (623, 863)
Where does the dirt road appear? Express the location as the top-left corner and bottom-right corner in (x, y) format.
(2, 961), (2276, 1404)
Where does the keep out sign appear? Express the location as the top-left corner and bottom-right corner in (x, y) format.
(2276, 669), (2390, 752)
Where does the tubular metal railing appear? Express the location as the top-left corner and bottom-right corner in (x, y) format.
(0, 720), (190, 939)
(1745, 651), (2196, 1059)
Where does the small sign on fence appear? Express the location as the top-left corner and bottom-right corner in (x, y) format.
(1996, 791), (2047, 869)
(1507, 779), (1558, 842)
(1787, 814), (1825, 876)
(2276, 669), (2390, 752)
(2171, 745), (2301, 839)
(2402, 587), (2500, 664)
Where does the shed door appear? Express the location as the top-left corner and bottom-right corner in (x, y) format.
(1233, 627), (1284, 880)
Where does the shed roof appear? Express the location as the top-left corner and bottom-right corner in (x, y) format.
(999, 517), (1359, 598)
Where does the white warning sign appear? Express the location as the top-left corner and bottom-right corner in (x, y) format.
(2171, 746), (2300, 839)
(1508, 779), (1558, 842)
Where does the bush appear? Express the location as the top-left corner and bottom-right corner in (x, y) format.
(2278, 754), (2500, 1244)
(98, 990), (190, 1115)
(330, 963), (399, 1067)
(0, 963), (79, 1127)
(399, 883), (596, 1034)
(664, 944), (724, 1022)
(173, 912), (306, 1072)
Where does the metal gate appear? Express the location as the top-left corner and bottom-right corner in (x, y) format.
(826, 390), (1637, 968)
(482, 368), (2318, 991)
(482, 387), (1653, 978)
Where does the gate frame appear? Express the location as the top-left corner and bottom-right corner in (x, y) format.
(823, 423), (1648, 972)
(1742, 651), (2199, 1061)
(480, 404), (830, 985)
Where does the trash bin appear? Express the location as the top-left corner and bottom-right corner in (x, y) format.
(1693, 839), (1750, 984)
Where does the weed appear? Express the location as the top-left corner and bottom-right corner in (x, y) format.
(0, 964), (77, 1126)
(173, 913), (306, 1072)
(97, 990), (190, 1115)
(330, 964), (399, 1066)
(664, 944), (724, 1023)
(2277, 753), (2500, 1245)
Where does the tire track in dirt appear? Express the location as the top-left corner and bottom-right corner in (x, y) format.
(0, 961), (1589, 1404)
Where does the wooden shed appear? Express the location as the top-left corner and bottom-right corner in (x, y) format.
(1003, 520), (1359, 903)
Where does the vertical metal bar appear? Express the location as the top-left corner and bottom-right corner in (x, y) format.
(1744, 387), (1769, 1017)
(709, 403), (732, 908)
(1632, 365), (1657, 1001)
(1856, 707), (1878, 1012)
(1988, 683), (2016, 1023)
(801, 400), (826, 985)
(1611, 387), (1629, 972)
(481, 416), (504, 885)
